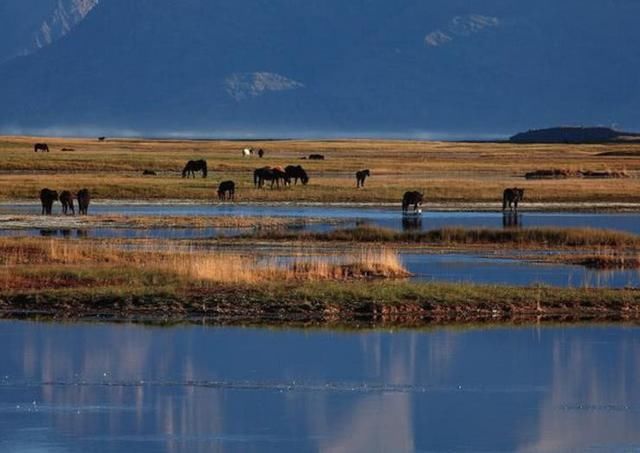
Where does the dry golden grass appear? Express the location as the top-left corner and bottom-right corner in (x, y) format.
(0, 238), (409, 291)
(169, 247), (408, 283)
(1, 135), (640, 203)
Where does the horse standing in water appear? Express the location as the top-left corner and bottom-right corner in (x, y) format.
(77, 189), (91, 215)
(34, 143), (50, 152)
(59, 191), (75, 215)
(40, 189), (58, 215)
(182, 160), (208, 178)
(402, 191), (424, 213)
(355, 169), (370, 188)
(217, 181), (235, 201)
(502, 188), (525, 211)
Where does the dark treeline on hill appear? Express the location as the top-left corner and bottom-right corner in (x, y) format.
(1, 0), (640, 137)
(510, 127), (640, 144)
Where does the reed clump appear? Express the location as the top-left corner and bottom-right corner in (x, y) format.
(165, 247), (410, 284)
(251, 225), (640, 248)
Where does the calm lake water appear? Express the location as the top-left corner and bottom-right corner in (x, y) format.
(401, 252), (640, 288)
(0, 321), (638, 452)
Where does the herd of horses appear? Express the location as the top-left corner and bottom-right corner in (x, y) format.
(40, 188), (90, 216)
(178, 157), (526, 215)
(32, 144), (526, 217)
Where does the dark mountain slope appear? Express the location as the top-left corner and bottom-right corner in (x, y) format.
(1, 0), (639, 136)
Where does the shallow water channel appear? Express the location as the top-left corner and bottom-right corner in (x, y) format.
(3, 203), (640, 237)
(0, 321), (638, 452)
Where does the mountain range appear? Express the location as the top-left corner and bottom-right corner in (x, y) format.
(0, 0), (638, 138)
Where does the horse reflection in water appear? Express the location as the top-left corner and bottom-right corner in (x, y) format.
(39, 229), (89, 238)
(402, 215), (423, 231)
(502, 212), (523, 228)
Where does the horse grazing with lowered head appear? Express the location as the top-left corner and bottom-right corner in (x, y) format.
(40, 188), (58, 215)
(59, 191), (75, 215)
(254, 167), (289, 189)
(218, 181), (235, 201)
(402, 191), (424, 213)
(242, 148), (254, 157)
(356, 169), (370, 188)
(34, 143), (49, 153)
(502, 188), (525, 211)
(284, 165), (309, 185)
(308, 154), (324, 160)
(182, 160), (208, 178)
(77, 189), (91, 215)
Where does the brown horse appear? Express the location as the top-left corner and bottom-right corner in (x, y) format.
(254, 167), (289, 189)
(59, 191), (75, 215)
(34, 143), (49, 152)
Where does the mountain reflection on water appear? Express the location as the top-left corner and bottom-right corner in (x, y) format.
(0, 322), (638, 452)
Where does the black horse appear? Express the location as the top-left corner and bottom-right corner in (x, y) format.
(254, 167), (289, 189)
(258, 149), (265, 158)
(502, 188), (525, 211)
(98, 136), (106, 141)
(182, 160), (208, 178)
(218, 180), (235, 201)
(40, 188), (58, 215)
(34, 143), (50, 152)
(77, 189), (91, 215)
(402, 191), (424, 213)
(308, 154), (325, 160)
(142, 169), (157, 175)
(284, 165), (309, 185)
(356, 169), (370, 188)
(60, 191), (75, 215)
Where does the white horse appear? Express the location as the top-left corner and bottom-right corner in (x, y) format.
(242, 147), (254, 157)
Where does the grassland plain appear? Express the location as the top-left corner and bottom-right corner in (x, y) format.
(2, 135), (640, 204)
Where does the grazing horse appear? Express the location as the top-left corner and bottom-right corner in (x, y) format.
(254, 167), (289, 189)
(77, 189), (91, 215)
(258, 149), (264, 158)
(284, 165), (309, 185)
(182, 160), (208, 178)
(142, 169), (156, 175)
(502, 188), (525, 211)
(40, 188), (58, 215)
(217, 180), (235, 201)
(34, 143), (49, 153)
(242, 148), (254, 157)
(98, 137), (106, 142)
(356, 169), (370, 188)
(402, 191), (424, 213)
(59, 191), (75, 215)
(308, 154), (324, 160)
